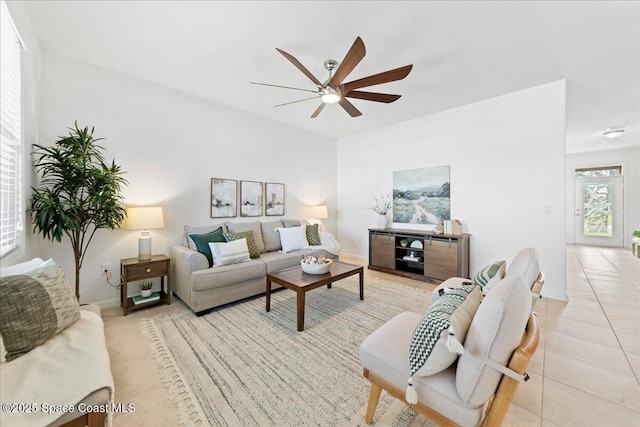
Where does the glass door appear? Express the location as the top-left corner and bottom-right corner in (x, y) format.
(574, 176), (623, 247)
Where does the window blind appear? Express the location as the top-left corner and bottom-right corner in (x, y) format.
(0, 1), (23, 257)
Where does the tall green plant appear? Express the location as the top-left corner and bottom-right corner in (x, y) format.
(29, 122), (127, 299)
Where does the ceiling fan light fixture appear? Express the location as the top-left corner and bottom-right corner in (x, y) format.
(603, 127), (625, 139)
(321, 88), (341, 104)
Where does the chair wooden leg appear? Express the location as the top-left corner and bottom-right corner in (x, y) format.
(365, 381), (383, 424)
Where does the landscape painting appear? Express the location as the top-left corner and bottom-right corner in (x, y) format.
(393, 166), (450, 225)
(240, 180), (263, 217)
(265, 182), (285, 216)
(211, 178), (237, 218)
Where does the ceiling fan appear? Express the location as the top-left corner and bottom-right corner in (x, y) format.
(251, 36), (413, 118)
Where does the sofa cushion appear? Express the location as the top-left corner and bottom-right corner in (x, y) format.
(456, 275), (531, 406)
(360, 312), (485, 427)
(184, 223), (228, 250)
(0, 259), (80, 362)
(261, 220), (284, 252)
(473, 260), (506, 294)
(306, 223), (322, 246)
(505, 247), (540, 288)
(209, 239), (251, 267)
(0, 309), (113, 427)
(259, 251), (303, 273)
(226, 221), (266, 253)
(410, 285), (482, 378)
(277, 226), (310, 253)
(191, 259), (266, 291)
(224, 230), (260, 259)
(189, 227), (226, 267)
(282, 219), (300, 227)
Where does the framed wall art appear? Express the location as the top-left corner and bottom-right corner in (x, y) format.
(240, 180), (263, 217)
(393, 165), (450, 225)
(265, 182), (285, 216)
(210, 178), (237, 218)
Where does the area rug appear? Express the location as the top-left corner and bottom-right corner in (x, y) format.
(141, 275), (434, 426)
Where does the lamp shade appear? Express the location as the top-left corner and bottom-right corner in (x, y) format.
(305, 205), (328, 219)
(126, 207), (164, 230)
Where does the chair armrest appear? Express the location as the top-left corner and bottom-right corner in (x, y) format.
(170, 246), (208, 302)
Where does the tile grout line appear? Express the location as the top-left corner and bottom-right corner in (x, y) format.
(576, 247), (640, 385)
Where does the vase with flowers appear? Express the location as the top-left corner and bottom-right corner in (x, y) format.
(368, 192), (393, 228)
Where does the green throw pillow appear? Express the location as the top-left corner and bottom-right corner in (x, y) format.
(406, 285), (482, 403)
(473, 260), (506, 293)
(306, 224), (322, 246)
(190, 227), (227, 267)
(225, 230), (260, 259)
(0, 259), (80, 362)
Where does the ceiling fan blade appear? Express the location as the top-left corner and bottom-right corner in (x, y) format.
(345, 91), (401, 103)
(310, 103), (326, 118)
(338, 98), (362, 117)
(273, 96), (321, 108)
(330, 36), (366, 87)
(276, 48), (323, 87)
(342, 64), (413, 93)
(251, 82), (319, 94)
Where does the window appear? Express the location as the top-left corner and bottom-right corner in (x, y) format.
(575, 165), (622, 178)
(0, 1), (23, 257)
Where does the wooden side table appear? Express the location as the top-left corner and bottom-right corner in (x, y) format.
(120, 255), (171, 316)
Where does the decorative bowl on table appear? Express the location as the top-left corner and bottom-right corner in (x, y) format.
(301, 256), (332, 275)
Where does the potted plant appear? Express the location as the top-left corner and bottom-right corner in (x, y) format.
(139, 281), (153, 298)
(29, 122), (128, 300)
(368, 192), (393, 228)
(400, 239), (409, 247)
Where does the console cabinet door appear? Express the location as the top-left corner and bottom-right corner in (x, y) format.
(370, 233), (395, 269)
(424, 238), (459, 280)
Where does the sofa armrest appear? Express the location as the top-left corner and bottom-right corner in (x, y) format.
(170, 245), (208, 303)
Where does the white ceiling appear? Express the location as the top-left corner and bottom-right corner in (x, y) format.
(24, 1), (639, 153)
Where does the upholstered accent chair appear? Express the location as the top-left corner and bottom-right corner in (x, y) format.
(432, 247), (545, 307)
(360, 275), (539, 426)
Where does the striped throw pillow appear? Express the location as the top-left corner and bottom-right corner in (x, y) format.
(406, 285), (483, 403)
(0, 259), (80, 362)
(208, 238), (251, 267)
(473, 260), (506, 293)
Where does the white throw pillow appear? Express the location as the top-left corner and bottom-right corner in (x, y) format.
(208, 239), (250, 267)
(276, 226), (310, 253)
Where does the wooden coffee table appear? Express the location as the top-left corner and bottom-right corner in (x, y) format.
(266, 261), (364, 331)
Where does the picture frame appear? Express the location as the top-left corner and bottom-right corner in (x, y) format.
(210, 178), (237, 218)
(240, 180), (263, 217)
(265, 182), (285, 216)
(393, 165), (450, 225)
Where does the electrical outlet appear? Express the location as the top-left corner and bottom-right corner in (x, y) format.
(101, 263), (110, 276)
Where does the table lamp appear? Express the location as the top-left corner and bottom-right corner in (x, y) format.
(305, 205), (328, 230)
(126, 207), (164, 260)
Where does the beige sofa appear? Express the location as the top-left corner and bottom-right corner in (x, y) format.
(0, 258), (113, 427)
(171, 219), (340, 315)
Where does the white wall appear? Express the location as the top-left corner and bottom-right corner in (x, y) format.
(566, 147), (640, 246)
(337, 80), (567, 300)
(35, 52), (337, 306)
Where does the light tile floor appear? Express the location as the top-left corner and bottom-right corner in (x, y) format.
(103, 245), (640, 426)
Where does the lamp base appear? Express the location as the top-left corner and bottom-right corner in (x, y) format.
(139, 232), (152, 261)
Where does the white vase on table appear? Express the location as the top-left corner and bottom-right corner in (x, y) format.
(377, 215), (389, 228)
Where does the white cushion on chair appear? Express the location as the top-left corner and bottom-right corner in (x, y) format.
(455, 275), (532, 406)
(505, 247), (539, 288)
(360, 312), (486, 427)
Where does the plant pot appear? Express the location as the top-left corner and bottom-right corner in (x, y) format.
(140, 289), (152, 298)
(377, 215), (388, 228)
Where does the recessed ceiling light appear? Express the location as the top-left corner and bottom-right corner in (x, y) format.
(603, 128), (625, 139)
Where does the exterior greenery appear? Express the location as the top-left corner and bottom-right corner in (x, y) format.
(29, 123), (127, 299)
